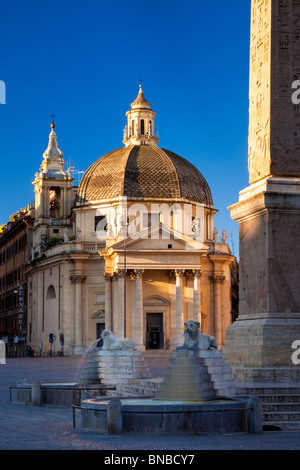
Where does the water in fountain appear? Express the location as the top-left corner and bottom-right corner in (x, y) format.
(168, 334), (185, 350)
(74, 339), (100, 383)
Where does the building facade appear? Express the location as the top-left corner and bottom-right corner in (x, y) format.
(0, 208), (34, 356)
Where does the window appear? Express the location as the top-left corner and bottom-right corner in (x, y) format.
(141, 119), (145, 135)
(95, 293), (105, 305)
(132, 120), (135, 135)
(143, 213), (160, 228)
(46, 285), (56, 300)
(95, 215), (108, 232)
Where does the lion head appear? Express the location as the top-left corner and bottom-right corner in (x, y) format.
(184, 320), (200, 341)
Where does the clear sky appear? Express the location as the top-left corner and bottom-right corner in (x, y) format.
(0, 0), (251, 258)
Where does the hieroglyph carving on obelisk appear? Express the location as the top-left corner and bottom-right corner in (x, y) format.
(248, 0), (300, 184)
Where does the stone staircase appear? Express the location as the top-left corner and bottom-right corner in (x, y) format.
(156, 349), (237, 401)
(102, 349), (172, 398)
(237, 384), (300, 430)
(104, 378), (161, 398)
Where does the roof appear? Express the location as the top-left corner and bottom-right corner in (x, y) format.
(76, 145), (213, 206)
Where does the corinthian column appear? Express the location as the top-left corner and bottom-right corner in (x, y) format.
(175, 269), (185, 338)
(135, 269), (144, 350)
(104, 273), (112, 331)
(192, 269), (202, 326)
(70, 274), (86, 355)
(112, 273), (119, 336)
(209, 274), (225, 348)
(117, 269), (125, 338)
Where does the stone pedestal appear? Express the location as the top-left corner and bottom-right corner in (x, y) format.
(223, 178), (300, 385)
(155, 349), (237, 402)
(94, 350), (151, 385)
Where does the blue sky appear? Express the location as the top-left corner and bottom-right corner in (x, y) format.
(0, 0), (251, 257)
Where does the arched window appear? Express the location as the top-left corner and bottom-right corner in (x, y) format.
(149, 120), (152, 136)
(47, 285), (56, 300)
(132, 120), (135, 135)
(141, 119), (145, 135)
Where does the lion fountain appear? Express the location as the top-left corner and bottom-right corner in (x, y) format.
(176, 320), (218, 351)
(101, 329), (137, 351)
(79, 321), (262, 434)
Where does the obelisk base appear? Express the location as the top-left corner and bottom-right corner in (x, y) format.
(223, 313), (300, 384)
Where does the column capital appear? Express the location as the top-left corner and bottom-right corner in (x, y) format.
(70, 274), (86, 283)
(103, 272), (112, 280)
(175, 269), (185, 278)
(116, 269), (125, 277)
(209, 274), (225, 284)
(134, 269), (144, 279)
(192, 269), (202, 279)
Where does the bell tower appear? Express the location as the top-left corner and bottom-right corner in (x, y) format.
(32, 120), (74, 256)
(123, 85), (159, 147)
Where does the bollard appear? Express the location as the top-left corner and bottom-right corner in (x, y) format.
(246, 396), (263, 433)
(31, 381), (42, 406)
(107, 398), (123, 434)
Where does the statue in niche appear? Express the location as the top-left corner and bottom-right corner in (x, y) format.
(191, 217), (200, 234)
(41, 235), (48, 251)
(63, 228), (70, 243)
(76, 227), (82, 241)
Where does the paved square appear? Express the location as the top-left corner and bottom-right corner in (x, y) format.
(1, 357), (300, 450)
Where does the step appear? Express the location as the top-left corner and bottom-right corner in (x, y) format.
(264, 410), (300, 422)
(115, 384), (156, 397)
(260, 394), (300, 403)
(264, 402), (300, 412)
(239, 394), (300, 403)
(237, 384), (300, 395)
(264, 421), (300, 431)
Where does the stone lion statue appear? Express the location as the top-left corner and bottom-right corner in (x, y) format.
(101, 329), (137, 350)
(177, 320), (218, 351)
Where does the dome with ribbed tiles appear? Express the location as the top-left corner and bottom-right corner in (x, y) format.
(76, 145), (213, 206)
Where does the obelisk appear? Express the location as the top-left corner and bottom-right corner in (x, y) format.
(223, 0), (300, 385)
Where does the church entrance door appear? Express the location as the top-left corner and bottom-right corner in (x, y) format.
(96, 322), (105, 348)
(146, 313), (164, 349)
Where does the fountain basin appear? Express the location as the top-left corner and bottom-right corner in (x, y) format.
(78, 396), (260, 434)
(10, 382), (115, 407)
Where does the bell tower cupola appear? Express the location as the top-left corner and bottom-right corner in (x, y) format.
(123, 85), (159, 147)
(33, 120), (74, 222)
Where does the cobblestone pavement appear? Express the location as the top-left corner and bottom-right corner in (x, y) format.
(0, 357), (300, 451)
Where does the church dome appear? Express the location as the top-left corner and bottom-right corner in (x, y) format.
(76, 145), (213, 206)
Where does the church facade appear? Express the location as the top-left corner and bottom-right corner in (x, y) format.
(24, 87), (237, 356)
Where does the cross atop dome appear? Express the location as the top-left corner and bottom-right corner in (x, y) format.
(123, 85), (159, 147)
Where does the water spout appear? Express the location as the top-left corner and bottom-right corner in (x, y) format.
(74, 339), (100, 383)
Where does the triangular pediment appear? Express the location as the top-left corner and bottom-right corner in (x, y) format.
(107, 222), (208, 253)
(91, 309), (105, 319)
